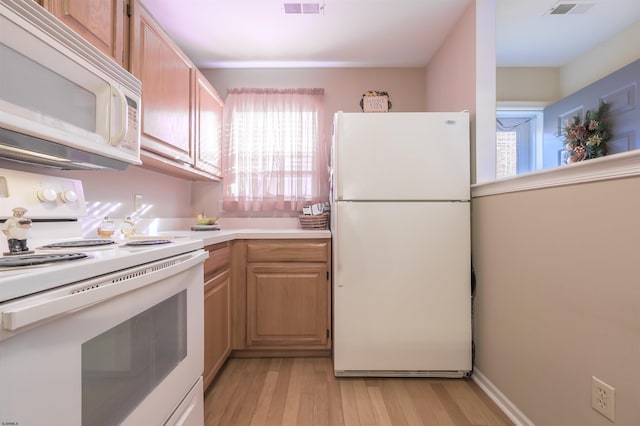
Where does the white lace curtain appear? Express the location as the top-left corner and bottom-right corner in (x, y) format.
(221, 88), (328, 212)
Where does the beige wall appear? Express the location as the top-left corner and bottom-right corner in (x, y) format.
(476, 10), (640, 425)
(496, 67), (560, 104)
(472, 177), (640, 425)
(203, 68), (427, 114)
(424, 2), (476, 113)
(477, 14), (640, 426)
(202, 67), (427, 146)
(424, 0), (495, 185)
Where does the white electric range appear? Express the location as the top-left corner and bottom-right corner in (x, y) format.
(0, 168), (207, 426)
(0, 228), (204, 302)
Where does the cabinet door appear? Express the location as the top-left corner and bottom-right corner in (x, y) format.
(204, 269), (231, 390)
(246, 263), (329, 348)
(130, 2), (194, 165)
(44, 0), (126, 67)
(195, 72), (223, 179)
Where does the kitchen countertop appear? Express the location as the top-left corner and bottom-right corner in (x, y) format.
(159, 228), (331, 246)
(85, 217), (331, 246)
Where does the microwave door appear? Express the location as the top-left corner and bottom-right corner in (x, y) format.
(0, 0), (141, 169)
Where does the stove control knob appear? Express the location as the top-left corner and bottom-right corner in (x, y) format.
(59, 190), (78, 203)
(37, 188), (58, 202)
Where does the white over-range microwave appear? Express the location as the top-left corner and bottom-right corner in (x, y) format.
(0, 0), (141, 170)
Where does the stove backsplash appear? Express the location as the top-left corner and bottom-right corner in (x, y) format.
(0, 160), (221, 232)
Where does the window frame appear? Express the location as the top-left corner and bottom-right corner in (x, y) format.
(496, 106), (544, 177)
(221, 88), (327, 213)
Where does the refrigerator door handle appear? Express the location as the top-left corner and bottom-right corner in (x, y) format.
(334, 169), (342, 201)
(332, 114), (343, 201)
(333, 204), (343, 287)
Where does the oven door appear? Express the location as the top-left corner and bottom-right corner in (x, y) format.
(0, 250), (206, 426)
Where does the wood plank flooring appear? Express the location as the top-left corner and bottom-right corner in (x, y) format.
(204, 357), (513, 426)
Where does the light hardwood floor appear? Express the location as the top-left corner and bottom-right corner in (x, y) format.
(204, 357), (513, 426)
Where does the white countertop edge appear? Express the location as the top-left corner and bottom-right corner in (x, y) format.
(159, 228), (331, 246)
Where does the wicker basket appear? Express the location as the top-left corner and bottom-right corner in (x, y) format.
(298, 213), (329, 230)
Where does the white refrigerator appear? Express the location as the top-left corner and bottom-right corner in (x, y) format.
(331, 111), (472, 377)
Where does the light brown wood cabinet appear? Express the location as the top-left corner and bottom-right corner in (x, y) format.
(129, 2), (195, 166)
(203, 242), (232, 390)
(194, 71), (223, 179)
(128, 1), (223, 181)
(232, 240), (331, 354)
(246, 263), (328, 347)
(41, 0), (127, 67)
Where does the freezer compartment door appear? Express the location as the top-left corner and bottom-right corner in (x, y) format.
(332, 201), (472, 374)
(332, 112), (470, 201)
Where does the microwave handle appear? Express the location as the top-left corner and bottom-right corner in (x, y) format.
(109, 85), (128, 146)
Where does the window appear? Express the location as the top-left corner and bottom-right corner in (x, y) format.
(221, 88), (328, 213)
(496, 130), (517, 178)
(495, 108), (543, 178)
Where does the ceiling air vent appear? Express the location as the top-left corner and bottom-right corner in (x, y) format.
(283, 3), (323, 15)
(546, 1), (596, 15)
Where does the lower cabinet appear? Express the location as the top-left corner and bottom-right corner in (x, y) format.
(246, 262), (329, 348)
(203, 238), (332, 388)
(232, 239), (332, 354)
(203, 243), (231, 391)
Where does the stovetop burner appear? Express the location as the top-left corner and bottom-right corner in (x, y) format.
(40, 239), (117, 249)
(0, 253), (89, 268)
(123, 239), (172, 246)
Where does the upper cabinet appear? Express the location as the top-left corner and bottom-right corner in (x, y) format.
(195, 71), (224, 179)
(129, 2), (195, 165)
(37, 0), (223, 180)
(129, 1), (223, 181)
(41, 0), (127, 67)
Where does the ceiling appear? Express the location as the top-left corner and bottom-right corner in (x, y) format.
(139, 0), (640, 69)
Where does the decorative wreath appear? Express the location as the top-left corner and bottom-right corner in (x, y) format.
(562, 101), (610, 163)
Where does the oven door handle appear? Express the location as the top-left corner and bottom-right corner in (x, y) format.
(2, 250), (207, 331)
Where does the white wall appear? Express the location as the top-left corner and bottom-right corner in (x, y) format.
(0, 159), (194, 220)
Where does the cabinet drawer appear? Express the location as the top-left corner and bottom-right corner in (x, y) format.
(204, 242), (230, 280)
(247, 240), (328, 262)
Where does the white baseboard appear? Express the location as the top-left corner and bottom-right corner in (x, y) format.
(472, 368), (536, 426)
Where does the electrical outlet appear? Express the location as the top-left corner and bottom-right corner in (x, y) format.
(592, 376), (615, 422)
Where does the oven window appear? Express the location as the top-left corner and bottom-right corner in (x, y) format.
(81, 290), (187, 426)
